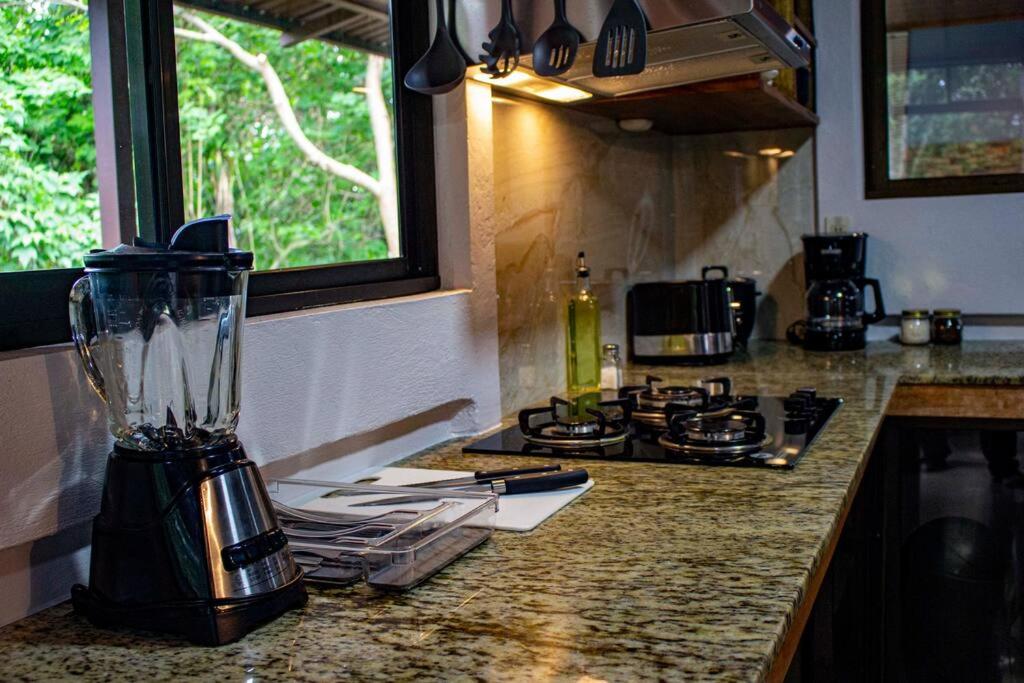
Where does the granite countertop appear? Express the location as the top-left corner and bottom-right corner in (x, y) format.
(1, 341), (1022, 681)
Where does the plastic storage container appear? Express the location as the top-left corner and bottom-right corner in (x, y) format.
(266, 479), (497, 590)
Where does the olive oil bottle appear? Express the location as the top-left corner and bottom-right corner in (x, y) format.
(565, 252), (601, 396)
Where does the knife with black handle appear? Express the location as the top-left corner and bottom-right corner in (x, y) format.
(416, 464), (562, 488)
(490, 468), (588, 494)
(350, 468), (590, 506)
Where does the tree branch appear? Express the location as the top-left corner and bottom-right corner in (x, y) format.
(49, 0), (87, 13)
(174, 8), (382, 197)
(363, 54), (399, 257)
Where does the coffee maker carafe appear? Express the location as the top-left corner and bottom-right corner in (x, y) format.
(69, 215), (306, 645)
(790, 232), (886, 351)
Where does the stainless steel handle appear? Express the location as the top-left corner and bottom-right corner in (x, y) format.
(69, 276), (107, 402)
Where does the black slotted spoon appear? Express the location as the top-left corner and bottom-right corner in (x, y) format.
(532, 0), (582, 77)
(592, 0), (648, 78)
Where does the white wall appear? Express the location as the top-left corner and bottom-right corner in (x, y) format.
(0, 86), (501, 626)
(814, 0), (1024, 339)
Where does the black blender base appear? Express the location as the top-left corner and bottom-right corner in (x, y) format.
(71, 571), (308, 646)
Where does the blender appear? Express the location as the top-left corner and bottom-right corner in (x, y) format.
(68, 215), (306, 645)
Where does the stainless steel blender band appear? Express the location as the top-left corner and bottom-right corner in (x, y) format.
(200, 463), (298, 599)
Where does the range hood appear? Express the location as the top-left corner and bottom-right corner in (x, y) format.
(454, 0), (812, 98)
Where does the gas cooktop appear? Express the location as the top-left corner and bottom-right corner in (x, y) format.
(463, 376), (842, 469)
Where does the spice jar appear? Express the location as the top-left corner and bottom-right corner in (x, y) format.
(931, 309), (963, 345)
(899, 310), (931, 345)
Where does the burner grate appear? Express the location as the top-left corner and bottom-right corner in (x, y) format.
(518, 396), (632, 450)
(468, 380), (844, 469)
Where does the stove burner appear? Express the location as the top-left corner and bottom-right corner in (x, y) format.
(466, 382), (843, 469)
(621, 375), (738, 429)
(659, 408), (772, 459)
(556, 419), (600, 437)
(519, 396), (631, 449)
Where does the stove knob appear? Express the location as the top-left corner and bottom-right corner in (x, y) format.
(784, 394), (813, 413)
(785, 416), (810, 434)
(733, 395), (759, 411)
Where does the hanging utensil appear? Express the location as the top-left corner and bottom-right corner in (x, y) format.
(479, 0), (521, 78)
(532, 0), (582, 77)
(447, 0), (474, 65)
(404, 0), (466, 95)
(592, 0), (648, 78)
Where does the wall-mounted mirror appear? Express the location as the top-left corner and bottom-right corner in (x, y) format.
(862, 0), (1024, 198)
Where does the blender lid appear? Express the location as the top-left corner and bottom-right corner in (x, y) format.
(84, 215), (254, 271)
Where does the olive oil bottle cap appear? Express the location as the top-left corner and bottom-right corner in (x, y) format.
(576, 251), (590, 277)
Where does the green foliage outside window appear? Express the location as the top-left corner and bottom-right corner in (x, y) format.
(0, 4), (100, 271)
(0, 1), (394, 273)
(176, 13), (395, 269)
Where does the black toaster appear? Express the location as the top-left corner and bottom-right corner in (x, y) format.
(627, 280), (735, 365)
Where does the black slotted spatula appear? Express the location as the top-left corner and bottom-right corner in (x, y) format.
(592, 0), (648, 78)
(532, 0), (582, 77)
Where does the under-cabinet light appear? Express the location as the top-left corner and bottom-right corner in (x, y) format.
(470, 66), (593, 103)
(758, 147), (784, 156)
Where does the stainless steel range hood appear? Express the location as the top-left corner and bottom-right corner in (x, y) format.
(454, 0), (811, 98)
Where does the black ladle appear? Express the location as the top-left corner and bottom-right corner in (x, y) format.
(532, 0), (582, 77)
(404, 0), (465, 95)
(448, 0), (474, 65)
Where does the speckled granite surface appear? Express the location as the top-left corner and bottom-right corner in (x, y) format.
(0, 341), (1021, 681)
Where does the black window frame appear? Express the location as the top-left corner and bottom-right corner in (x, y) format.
(0, 0), (438, 351)
(861, 0), (1024, 199)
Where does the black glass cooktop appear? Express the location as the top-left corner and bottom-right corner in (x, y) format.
(463, 395), (843, 469)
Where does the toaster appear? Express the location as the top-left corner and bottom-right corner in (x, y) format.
(627, 280), (735, 365)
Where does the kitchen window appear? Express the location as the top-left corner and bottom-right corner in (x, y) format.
(0, 0), (437, 351)
(861, 0), (1024, 198)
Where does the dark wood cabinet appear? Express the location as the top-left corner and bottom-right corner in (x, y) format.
(786, 420), (1024, 682)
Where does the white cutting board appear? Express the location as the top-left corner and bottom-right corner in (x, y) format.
(331, 466), (594, 532)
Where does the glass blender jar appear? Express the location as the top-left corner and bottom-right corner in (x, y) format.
(69, 216), (305, 645)
(69, 224), (249, 452)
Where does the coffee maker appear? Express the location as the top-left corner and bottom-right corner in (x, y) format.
(69, 216), (306, 645)
(790, 232), (886, 351)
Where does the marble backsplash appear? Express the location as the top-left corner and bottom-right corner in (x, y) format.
(490, 100), (677, 414)
(672, 129), (816, 341)
(486, 96), (816, 413)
